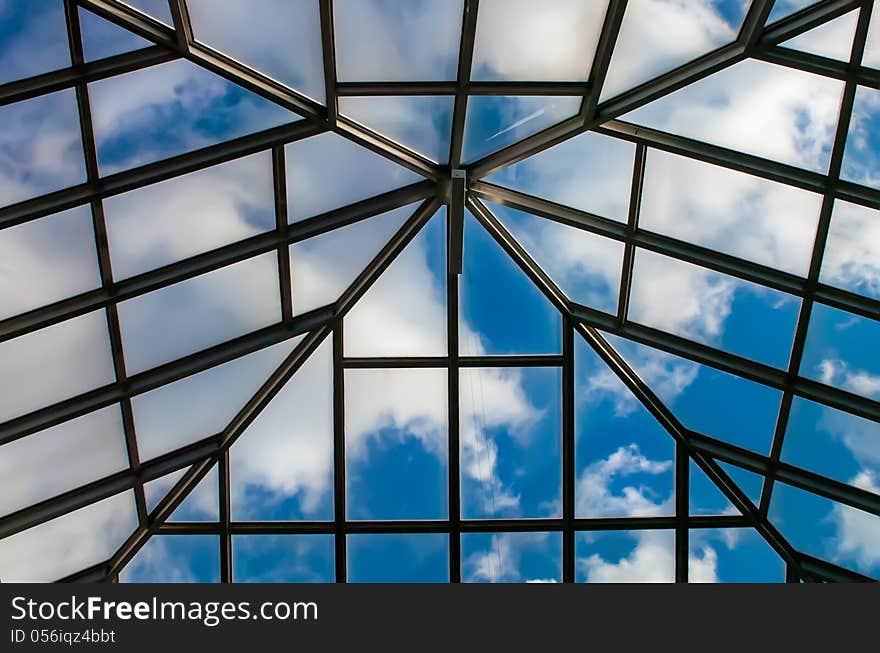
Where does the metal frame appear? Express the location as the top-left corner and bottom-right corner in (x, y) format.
(0, 0), (877, 583)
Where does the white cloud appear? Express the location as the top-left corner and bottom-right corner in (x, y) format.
(831, 471), (880, 570)
(816, 359), (880, 400)
(464, 531), (556, 583)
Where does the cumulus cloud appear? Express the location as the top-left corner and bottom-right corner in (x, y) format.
(816, 359), (880, 400)
(831, 471), (880, 570)
(821, 200), (880, 299)
(463, 531), (557, 583)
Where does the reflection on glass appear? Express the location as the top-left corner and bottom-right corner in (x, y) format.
(334, 0), (462, 81)
(345, 207), (447, 357)
(0, 406), (127, 517)
(821, 200), (880, 299)
(841, 85), (880, 190)
(121, 535), (221, 583)
(781, 10), (858, 62)
(472, 0), (607, 81)
(0, 89), (86, 208)
(689, 528), (784, 582)
(641, 149), (822, 276)
(462, 96), (581, 163)
(629, 249), (801, 368)
(230, 340), (333, 521)
(491, 202), (624, 314)
(460, 211), (561, 355)
(346, 368), (448, 520)
(339, 96), (454, 163)
(576, 530), (674, 582)
(80, 7), (152, 61)
(347, 533), (449, 582)
(485, 130), (635, 222)
(233, 535), (334, 582)
(187, 0), (325, 103)
(0, 0), (70, 85)
(460, 367), (561, 519)
(117, 253), (280, 374)
(285, 132), (423, 222)
(462, 531), (562, 583)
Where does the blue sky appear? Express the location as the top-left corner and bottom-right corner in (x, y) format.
(0, 1), (878, 584)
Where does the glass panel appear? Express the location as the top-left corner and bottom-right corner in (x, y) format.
(230, 340), (333, 521)
(89, 59), (296, 175)
(490, 202), (624, 314)
(460, 210), (561, 355)
(719, 461), (765, 505)
(800, 303), (880, 401)
(121, 535), (221, 583)
(821, 199), (880, 299)
(576, 530), (674, 582)
(167, 464), (219, 522)
(689, 528), (784, 582)
(601, 0), (749, 101)
(0, 0), (69, 84)
(345, 208), (446, 357)
(840, 85), (880, 190)
(0, 205), (100, 319)
(80, 7), (152, 61)
(781, 9), (858, 62)
(462, 96), (581, 164)
(629, 249), (801, 368)
(484, 131), (635, 223)
(0, 406), (128, 517)
(623, 59), (844, 174)
(346, 368), (448, 520)
(575, 337), (674, 518)
(333, 0), (462, 82)
(290, 203), (416, 315)
(640, 149), (822, 276)
(0, 310), (115, 422)
(607, 334), (782, 455)
(117, 253), (280, 374)
(233, 535), (334, 582)
(767, 1), (815, 24)
(0, 491), (137, 582)
(144, 467), (187, 513)
(186, 0), (325, 103)
(338, 96), (454, 163)
(285, 132), (423, 222)
(865, 7), (880, 69)
(472, 0), (607, 81)
(133, 338), (299, 461)
(104, 152), (275, 279)
(782, 397), (879, 488)
(121, 0), (173, 26)
(0, 89), (86, 208)
(347, 533), (449, 582)
(462, 532), (562, 583)
(460, 367), (561, 519)
(690, 460), (737, 516)
(770, 481), (880, 578)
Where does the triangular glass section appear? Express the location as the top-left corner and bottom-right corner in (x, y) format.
(144, 467), (188, 514)
(460, 209), (561, 355)
(285, 132), (423, 222)
(290, 203), (416, 315)
(132, 337), (304, 461)
(488, 201), (624, 315)
(80, 7), (153, 62)
(781, 10), (858, 62)
(339, 96), (454, 163)
(345, 206), (447, 357)
(718, 462), (764, 507)
(185, 0), (325, 103)
(168, 464), (220, 522)
(121, 0), (173, 26)
(690, 460), (739, 516)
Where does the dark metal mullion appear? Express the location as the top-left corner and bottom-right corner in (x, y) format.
(760, 0), (873, 517)
(65, 0), (148, 528)
(448, 0), (479, 168)
(561, 320), (575, 583)
(319, 0), (337, 125)
(219, 450), (232, 582)
(272, 146), (293, 321)
(618, 143), (645, 324)
(675, 444), (689, 583)
(738, 0), (778, 49)
(167, 0), (193, 52)
(448, 269), (461, 582)
(580, 0), (628, 120)
(333, 323), (347, 582)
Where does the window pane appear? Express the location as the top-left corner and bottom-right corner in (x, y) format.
(104, 152), (275, 279)
(0, 310), (115, 422)
(840, 85), (880, 190)
(233, 535), (334, 582)
(690, 460), (737, 516)
(462, 532), (562, 583)
(187, 0), (325, 103)
(640, 149), (822, 276)
(0, 491), (137, 582)
(462, 96), (581, 164)
(576, 530), (674, 582)
(865, 7), (880, 69)
(121, 535), (221, 583)
(117, 253), (280, 374)
(767, 1), (814, 24)
(0, 0), (70, 84)
(230, 340), (333, 521)
(144, 467), (187, 513)
(781, 9), (858, 62)
(629, 249), (801, 368)
(821, 199), (880, 299)
(121, 0), (173, 26)
(0, 406), (128, 517)
(689, 528), (784, 582)
(472, 0), (607, 81)
(166, 464), (219, 522)
(0, 205), (100, 319)
(347, 533), (449, 582)
(334, 0), (462, 81)
(461, 367), (561, 519)
(0, 89), (86, 208)
(80, 7), (152, 61)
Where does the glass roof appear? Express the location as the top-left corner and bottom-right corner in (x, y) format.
(0, 0), (877, 585)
